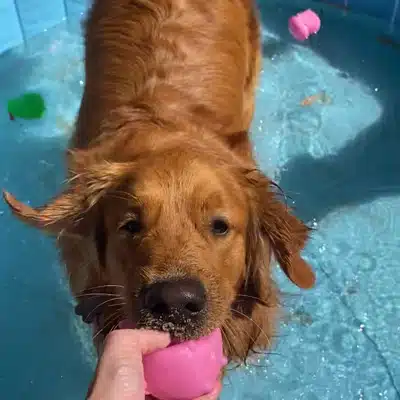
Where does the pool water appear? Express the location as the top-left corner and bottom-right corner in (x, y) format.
(0, 1), (399, 399)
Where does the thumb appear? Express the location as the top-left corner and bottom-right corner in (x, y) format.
(132, 329), (172, 354)
(89, 329), (170, 400)
(99, 329), (171, 368)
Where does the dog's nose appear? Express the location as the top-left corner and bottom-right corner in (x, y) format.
(142, 278), (206, 318)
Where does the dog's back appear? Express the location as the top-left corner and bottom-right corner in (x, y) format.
(73, 0), (261, 155)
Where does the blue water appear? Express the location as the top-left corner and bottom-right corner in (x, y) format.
(0, 2), (399, 399)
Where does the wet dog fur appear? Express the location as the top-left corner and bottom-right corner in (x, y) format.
(3, 0), (315, 371)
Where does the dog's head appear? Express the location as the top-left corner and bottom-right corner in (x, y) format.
(4, 129), (315, 360)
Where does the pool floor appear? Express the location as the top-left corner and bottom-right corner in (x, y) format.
(0, 2), (399, 399)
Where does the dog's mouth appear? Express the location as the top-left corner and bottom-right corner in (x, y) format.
(135, 308), (208, 341)
(118, 320), (186, 346)
(75, 294), (210, 343)
(75, 278), (214, 342)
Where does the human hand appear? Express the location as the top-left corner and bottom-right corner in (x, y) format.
(87, 329), (222, 400)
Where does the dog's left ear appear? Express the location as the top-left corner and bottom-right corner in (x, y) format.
(245, 169), (315, 289)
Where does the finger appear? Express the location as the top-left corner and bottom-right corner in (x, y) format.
(133, 329), (172, 355)
(195, 381), (222, 400)
(89, 330), (170, 400)
(94, 329), (170, 381)
(101, 329), (170, 366)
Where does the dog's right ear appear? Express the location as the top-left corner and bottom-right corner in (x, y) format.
(3, 155), (135, 235)
(223, 131), (254, 161)
(3, 189), (82, 234)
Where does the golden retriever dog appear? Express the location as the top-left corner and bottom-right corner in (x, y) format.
(4, 0), (315, 383)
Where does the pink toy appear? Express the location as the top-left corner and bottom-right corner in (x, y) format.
(288, 9), (321, 41)
(143, 328), (227, 400)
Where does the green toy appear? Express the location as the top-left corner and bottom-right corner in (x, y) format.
(7, 92), (46, 120)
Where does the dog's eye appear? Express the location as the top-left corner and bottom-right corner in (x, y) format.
(120, 219), (142, 234)
(210, 217), (229, 236)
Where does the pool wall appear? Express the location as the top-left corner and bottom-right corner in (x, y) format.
(1, 0), (400, 54)
(0, 0), (87, 54)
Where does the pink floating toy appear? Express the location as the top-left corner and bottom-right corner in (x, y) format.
(288, 9), (321, 41)
(143, 328), (227, 400)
